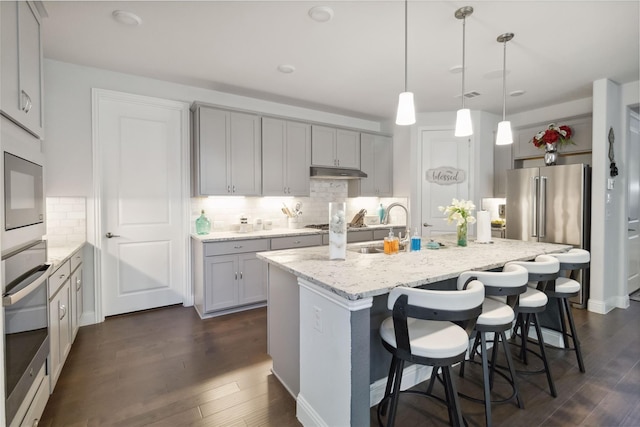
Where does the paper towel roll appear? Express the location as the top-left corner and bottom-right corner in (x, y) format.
(476, 210), (491, 243)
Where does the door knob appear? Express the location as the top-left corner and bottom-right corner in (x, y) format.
(423, 222), (433, 227)
(105, 232), (121, 238)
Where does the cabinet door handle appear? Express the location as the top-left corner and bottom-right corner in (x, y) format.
(21, 90), (32, 113)
(227, 185), (231, 193)
(235, 272), (238, 280)
(233, 245), (243, 249)
(232, 185), (236, 193)
(294, 240), (301, 244)
(240, 272), (243, 279)
(76, 278), (82, 291)
(59, 304), (67, 320)
(59, 273), (66, 279)
(32, 418), (39, 427)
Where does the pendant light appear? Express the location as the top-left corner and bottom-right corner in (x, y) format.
(496, 33), (514, 145)
(454, 6), (473, 137)
(396, 0), (415, 125)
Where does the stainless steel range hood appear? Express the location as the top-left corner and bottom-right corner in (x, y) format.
(310, 166), (367, 179)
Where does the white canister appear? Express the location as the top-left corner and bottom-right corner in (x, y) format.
(254, 218), (263, 231)
(288, 217), (300, 229)
(264, 220), (273, 230)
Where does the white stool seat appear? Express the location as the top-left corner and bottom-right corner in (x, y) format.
(380, 317), (469, 359)
(550, 249), (590, 264)
(477, 298), (514, 326)
(555, 277), (581, 294)
(518, 286), (548, 309)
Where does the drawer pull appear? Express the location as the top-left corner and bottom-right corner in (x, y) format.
(59, 274), (66, 279)
(234, 245), (243, 249)
(33, 418), (39, 427)
(294, 240), (301, 244)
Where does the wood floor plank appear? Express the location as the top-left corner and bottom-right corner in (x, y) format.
(40, 301), (640, 427)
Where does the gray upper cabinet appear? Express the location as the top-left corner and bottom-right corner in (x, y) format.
(192, 104), (262, 196)
(1, 1), (44, 139)
(349, 133), (393, 197)
(262, 117), (311, 196)
(311, 125), (360, 169)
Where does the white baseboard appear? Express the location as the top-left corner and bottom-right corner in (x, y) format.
(271, 368), (296, 399)
(297, 393), (328, 427)
(369, 364), (433, 407)
(79, 310), (96, 326)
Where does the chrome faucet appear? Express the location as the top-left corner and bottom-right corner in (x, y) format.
(382, 203), (410, 236)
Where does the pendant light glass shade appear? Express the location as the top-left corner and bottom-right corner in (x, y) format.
(396, 0), (414, 126)
(455, 108), (473, 137)
(454, 7), (473, 137)
(396, 92), (416, 125)
(496, 120), (513, 145)
(496, 32), (514, 145)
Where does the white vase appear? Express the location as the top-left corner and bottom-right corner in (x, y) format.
(329, 202), (347, 260)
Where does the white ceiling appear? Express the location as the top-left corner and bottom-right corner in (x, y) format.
(41, 1), (640, 122)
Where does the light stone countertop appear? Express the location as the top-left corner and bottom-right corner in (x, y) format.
(47, 241), (86, 270)
(191, 223), (407, 242)
(257, 236), (572, 301)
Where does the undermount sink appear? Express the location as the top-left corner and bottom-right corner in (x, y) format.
(347, 242), (406, 254)
(348, 246), (383, 254)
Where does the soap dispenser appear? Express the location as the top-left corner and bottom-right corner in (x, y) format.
(410, 228), (421, 252)
(195, 210), (211, 235)
(384, 228), (399, 255)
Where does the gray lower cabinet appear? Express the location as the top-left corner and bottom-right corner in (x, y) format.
(194, 239), (269, 316)
(48, 260), (72, 391)
(70, 248), (84, 340)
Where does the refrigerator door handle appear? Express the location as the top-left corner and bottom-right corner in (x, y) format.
(532, 176), (539, 237)
(540, 176), (547, 238)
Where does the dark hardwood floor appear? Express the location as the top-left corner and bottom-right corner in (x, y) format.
(40, 300), (640, 426)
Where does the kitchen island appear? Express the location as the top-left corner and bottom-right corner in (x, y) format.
(257, 236), (572, 427)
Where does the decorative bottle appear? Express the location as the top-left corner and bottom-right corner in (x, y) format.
(377, 204), (385, 223)
(195, 210), (211, 235)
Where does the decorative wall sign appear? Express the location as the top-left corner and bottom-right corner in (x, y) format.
(426, 167), (466, 185)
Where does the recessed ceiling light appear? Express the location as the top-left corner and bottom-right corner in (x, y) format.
(449, 65), (463, 74)
(112, 10), (142, 26)
(309, 6), (334, 23)
(510, 90), (526, 97)
(277, 64), (296, 74)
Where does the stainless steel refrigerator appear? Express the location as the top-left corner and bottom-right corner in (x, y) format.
(506, 163), (591, 308)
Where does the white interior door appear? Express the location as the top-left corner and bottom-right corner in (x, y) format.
(95, 90), (188, 317)
(628, 110), (639, 294)
(420, 130), (471, 237)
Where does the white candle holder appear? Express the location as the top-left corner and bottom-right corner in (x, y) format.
(329, 202), (347, 260)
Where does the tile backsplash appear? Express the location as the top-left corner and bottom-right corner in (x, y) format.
(191, 179), (408, 233)
(46, 197), (87, 246)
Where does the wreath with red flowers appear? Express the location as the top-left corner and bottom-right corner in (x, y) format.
(530, 123), (575, 149)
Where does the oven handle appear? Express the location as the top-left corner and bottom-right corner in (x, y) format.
(3, 263), (53, 307)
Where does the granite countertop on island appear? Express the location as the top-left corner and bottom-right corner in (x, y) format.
(257, 236), (572, 301)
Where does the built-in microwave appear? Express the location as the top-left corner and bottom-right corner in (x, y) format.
(4, 152), (44, 231)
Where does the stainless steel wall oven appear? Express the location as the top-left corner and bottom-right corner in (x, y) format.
(2, 240), (51, 424)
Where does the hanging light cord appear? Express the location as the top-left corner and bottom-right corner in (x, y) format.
(404, 0), (408, 93)
(461, 15), (466, 109)
(501, 39), (507, 120)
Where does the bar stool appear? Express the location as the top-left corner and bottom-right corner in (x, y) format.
(457, 264), (529, 427)
(505, 255), (560, 398)
(548, 249), (590, 373)
(378, 280), (485, 427)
